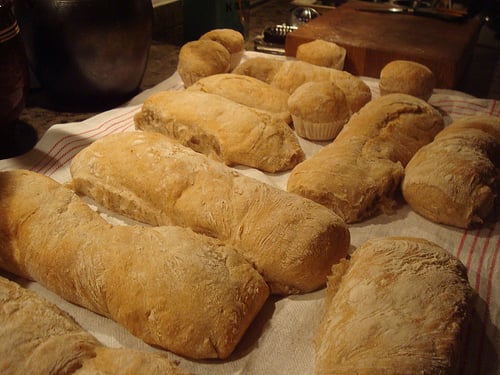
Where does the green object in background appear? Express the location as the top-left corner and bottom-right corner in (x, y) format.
(183, 0), (250, 41)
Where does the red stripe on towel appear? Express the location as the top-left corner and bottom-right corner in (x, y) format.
(475, 234), (499, 374)
(30, 106), (138, 174)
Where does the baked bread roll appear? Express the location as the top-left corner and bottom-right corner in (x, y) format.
(315, 237), (474, 375)
(0, 276), (193, 375)
(199, 28), (244, 70)
(134, 90), (304, 172)
(231, 56), (283, 83)
(288, 81), (351, 141)
(287, 93), (444, 223)
(177, 39), (230, 87)
(70, 131), (351, 295)
(402, 115), (500, 228)
(379, 60), (435, 101)
(296, 39), (346, 70)
(0, 169), (269, 360)
(187, 73), (292, 124)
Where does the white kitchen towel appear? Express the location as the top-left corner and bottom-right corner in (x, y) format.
(0, 51), (498, 375)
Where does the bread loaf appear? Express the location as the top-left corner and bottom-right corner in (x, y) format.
(315, 237), (474, 374)
(231, 56), (283, 83)
(287, 93), (444, 223)
(70, 131), (350, 295)
(187, 73), (292, 124)
(134, 90), (304, 172)
(0, 275), (193, 374)
(402, 115), (500, 228)
(0, 169), (269, 360)
(177, 39), (231, 87)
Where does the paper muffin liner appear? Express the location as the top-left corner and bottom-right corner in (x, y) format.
(292, 115), (345, 141)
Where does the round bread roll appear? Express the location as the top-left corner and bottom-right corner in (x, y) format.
(288, 81), (351, 141)
(379, 60), (435, 101)
(177, 39), (231, 87)
(199, 28), (245, 70)
(296, 39), (347, 70)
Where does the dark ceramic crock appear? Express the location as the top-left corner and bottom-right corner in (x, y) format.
(14, 0), (153, 110)
(0, 0), (29, 127)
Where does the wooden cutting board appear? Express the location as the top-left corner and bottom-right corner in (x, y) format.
(285, 1), (483, 88)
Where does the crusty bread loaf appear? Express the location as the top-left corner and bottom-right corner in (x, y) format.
(177, 39), (231, 87)
(288, 81), (351, 141)
(199, 28), (244, 70)
(315, 237), (474, 374)
(296, 39), (346, 70)
(0, 169), (269, 360)
(134, 90), (304, 172)
(0, 276), (193, 374)
(187, 73), (292, 124)
(379, 60), (435, 101)
(70, 131), (350, 295)
(287, 93), (444, 223)
(402, 115), (500, 228)
(233, 58), (371, 114)
(231, 56), (283, 83)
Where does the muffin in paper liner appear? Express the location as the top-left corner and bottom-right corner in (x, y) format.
(288, 81), (351, 141)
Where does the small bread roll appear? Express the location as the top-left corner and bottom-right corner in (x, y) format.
(177, 39), (231, 87)
(288, 81), (351, 141)
(296, 39), (347, 70)
(402, 115), (500, 228)
(315, 237), (474, 374)
(200, 28), (245, 70)
(379, 60), (435, 101)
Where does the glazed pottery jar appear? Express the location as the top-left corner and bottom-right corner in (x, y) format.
(14, 0), (153, 109)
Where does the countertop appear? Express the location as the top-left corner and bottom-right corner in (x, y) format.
(8, 0), (500, 159)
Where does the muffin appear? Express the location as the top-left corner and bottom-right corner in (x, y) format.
(199, 28), (245, 70)
(296, 39), (347, 70)
(177, 39), (231, 87)
(379, 60), (435, 101)
(288, 81), (351, 141)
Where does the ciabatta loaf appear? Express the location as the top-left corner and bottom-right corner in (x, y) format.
(233, 58), (371, 114)
(187, 73), (292, 124)
(0, 276), (192, 374)
(0, 170), (269, 360)
(315, 237), (474, 374)
(402, 115), (500, 228)
(134, 90), (304, 173)
(287, 93), (444, 223)
(70, 131), (350, 295)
